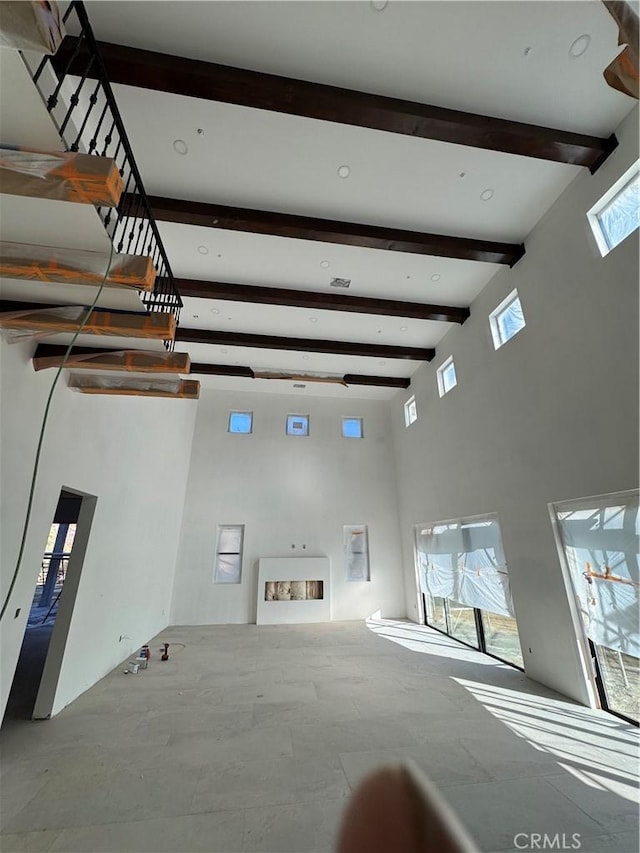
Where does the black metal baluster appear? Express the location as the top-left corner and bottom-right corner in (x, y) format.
(58, 54), (96, 136)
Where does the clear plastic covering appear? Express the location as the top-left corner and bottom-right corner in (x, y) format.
(0, 242), (155, 290)
(553, 492), (639, 656)
(68, 375), (199, 398)
(1, 306), (86, 343)
(416, 516), (514, 618)
(33, 349), (190, 373)
(344, 525), (370, 581)
(0, 303), (175, 342)
(0, 2), (65, 54)
(0, 147), (123, 206)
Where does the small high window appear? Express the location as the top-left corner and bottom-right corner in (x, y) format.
(342, 417), (363, 439)
(404, 395), (417, 427)
(214, 525), (244, 584)
(436, 357), (457, 397)
(489, 289), (526, 350)
(228, 412), (253, 434)
(286, 414), (309, 436)
(587, 161), (639, 257)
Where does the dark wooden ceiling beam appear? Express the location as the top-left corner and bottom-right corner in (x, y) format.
(142, 195), (523, 266)
(176, 328), (433, 360)
(190, 362), (254, 378)
(343, 374), (410, 389)
(54, 38), (617, 170)
(175, 278), (469, 323)
(189, 362), (410, 389)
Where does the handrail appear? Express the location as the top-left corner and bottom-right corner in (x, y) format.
(27, 1), (182, 347)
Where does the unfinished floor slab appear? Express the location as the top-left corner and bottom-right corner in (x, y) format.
(1, 619), (638, 853)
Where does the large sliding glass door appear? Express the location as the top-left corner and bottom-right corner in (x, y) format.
(415, 514), (524, 669)
(552, 491), (639, 725)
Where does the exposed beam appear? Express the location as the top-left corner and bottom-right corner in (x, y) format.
(0, 301), (175, 341)
(0, 241), (155, 290)
(189, 362), (410, 389)
(0, 147), (123, 207)
(55, 38), (617, 170)
(177, 328), (433, 360)
(344, 374), (411, 389)
(68, 375), (200, 399)
(142, 196), (523, 266)
(32, 344), (190, 373)
(175, 278), (469, 323)
(189, 363), (254, 378)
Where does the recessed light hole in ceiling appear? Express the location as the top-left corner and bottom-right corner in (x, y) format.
(523, 46), (533, 57)
(197, 245), (209, 255)
(569, 34), (591, 58)
(337, 165), (351, 179)
(370, 0), (388, 10)
(197, 128), (205, 135)
(173, 139), (188, 155)
(480, 188), (495, 202)
(320, 260), (330, 269)
(431, 273), (441, 281)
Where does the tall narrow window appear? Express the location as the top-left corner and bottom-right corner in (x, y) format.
(404, 395), (417, 427)
(214, 525), (244, 584)
(344, 525), (370, 582)
(436, 356), (457, 397)
(587, 161), (639, 257)
(489, 289), (526, 349)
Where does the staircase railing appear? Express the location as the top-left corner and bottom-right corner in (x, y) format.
(26, 0), (181, 347)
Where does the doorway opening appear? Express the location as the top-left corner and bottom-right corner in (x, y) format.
(3, 489), (88, 723)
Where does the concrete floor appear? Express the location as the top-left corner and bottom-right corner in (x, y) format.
(1, 618), (638, 853)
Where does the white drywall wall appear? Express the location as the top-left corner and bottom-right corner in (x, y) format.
(0, 340), (197, 719)
(171, 390), (405, 624)
(390, 106), (639, 706)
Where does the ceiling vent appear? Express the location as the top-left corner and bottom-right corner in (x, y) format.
(293, 383), (306, 388)
(330, 277), (351, 289)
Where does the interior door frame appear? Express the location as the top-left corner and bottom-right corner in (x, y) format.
(33, 488), (97, 719)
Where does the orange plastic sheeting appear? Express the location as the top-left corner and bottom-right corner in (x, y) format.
(68, 375), (200, 399)
(33, 348), (190, 373)
(603, 1), (639, 99)
(0, 306), (176, 341)
(0, 1), (65, 54)
(0, 242), (156, 291)
(0, 148), (124, 207)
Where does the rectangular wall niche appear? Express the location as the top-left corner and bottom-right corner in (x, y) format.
(344, 525), (370, 581)
(265, 580), (324, 601)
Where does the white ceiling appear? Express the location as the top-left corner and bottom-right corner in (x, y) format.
(11, 1), (638, 398)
